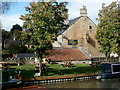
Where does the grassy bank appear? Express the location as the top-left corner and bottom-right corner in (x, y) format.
(2, 64), (36, 82)
(2, 64), (101, 81)
(42, 64), (101, 76)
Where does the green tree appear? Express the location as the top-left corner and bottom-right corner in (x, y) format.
(2, 29), (12, 49)
(10, 24), (22, 40)
(2, 42), (29, 58)
(6, 43), (28, 54)
(20, 2), (68, 75)
(96, 2), (120, 61)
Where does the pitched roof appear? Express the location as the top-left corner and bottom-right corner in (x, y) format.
(68, 17), (80, 26)
(16, 53), (34, 58)
(46, 48), (90, 61)
(68, 16), (96, 27)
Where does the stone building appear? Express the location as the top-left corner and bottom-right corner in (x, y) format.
(52, 6), (105, 58)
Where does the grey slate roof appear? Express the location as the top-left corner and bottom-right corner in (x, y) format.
(68, 17), (80, 26)
(16, 53), (34, 58)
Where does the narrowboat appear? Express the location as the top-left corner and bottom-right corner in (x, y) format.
(1, 78), (22, 85)
(1, 75), (22, 89)
(97, 62), (120, 79)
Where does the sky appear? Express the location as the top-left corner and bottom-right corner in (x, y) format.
(0, 0), (118, 31)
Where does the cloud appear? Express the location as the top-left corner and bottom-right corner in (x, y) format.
(1, 0), (33, 2)
(0, 14), (23, 31)
(67, 0), (117, 24)
(62, 0), (117, 3)
(0, 0), (117, 31)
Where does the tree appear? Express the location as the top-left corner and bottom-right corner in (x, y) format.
(20, 1), (68, 75)
(2, 42), (29, 59)
(11, 24), (22, 34)
(2, 29), (12, 49)
(6, 43), (28, 54)
(96, 2), (120, 61)
(10, 24), (22, 40)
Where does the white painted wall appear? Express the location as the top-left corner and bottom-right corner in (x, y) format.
(110, 52), (118, 57)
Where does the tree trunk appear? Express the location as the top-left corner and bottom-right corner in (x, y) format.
(35, 57), (42, 76)
(35, 50), (42, 76)
(105, 52), (110, 62)
(105, 53), (108, 61)
(38, 61), (42, 76)
(118, 55), (120, 62)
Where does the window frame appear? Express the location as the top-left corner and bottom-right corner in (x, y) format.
(68, 40), (78, 45)
(89, 24), (92, 30)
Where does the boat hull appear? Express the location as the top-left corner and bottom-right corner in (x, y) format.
(97, 62), (120, 79)
(99, 73), (120, 79)
(1, 79), (22, 89)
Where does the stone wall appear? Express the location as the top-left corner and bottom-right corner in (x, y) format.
(61, 17), (97, 48)
(92, 57), (119, 63)
(3, 57), (35, 65)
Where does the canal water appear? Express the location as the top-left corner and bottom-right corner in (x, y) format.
(40, 78), (120, 88)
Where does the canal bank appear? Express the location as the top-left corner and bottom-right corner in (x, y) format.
(3, 74), (120, 89)
(23, 73), (98, 85)
(1, 73), (98, 89)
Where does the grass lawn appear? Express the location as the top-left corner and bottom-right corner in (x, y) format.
(41, 64), (101, 76)
(2, 64), (101, 81)
(2, 64), (36, 82)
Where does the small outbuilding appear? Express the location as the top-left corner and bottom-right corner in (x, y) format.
(46, 47), (91, 64)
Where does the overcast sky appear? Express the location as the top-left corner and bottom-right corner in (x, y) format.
(0, 0), (118, 31)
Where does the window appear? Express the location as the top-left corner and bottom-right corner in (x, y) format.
(68, 40), (78, 45)
(112, 64), (120, 74)
(89, 24), (92, 30)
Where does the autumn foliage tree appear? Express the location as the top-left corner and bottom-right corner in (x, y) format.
(96, 2), (120, 60)
(20, 2), (68, 75)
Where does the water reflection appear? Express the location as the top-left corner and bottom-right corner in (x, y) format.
(41, 79), (120, 88)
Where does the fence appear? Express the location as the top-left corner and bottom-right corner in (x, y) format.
(91, 57), (119, 66)
(3, 57), (35, 65)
